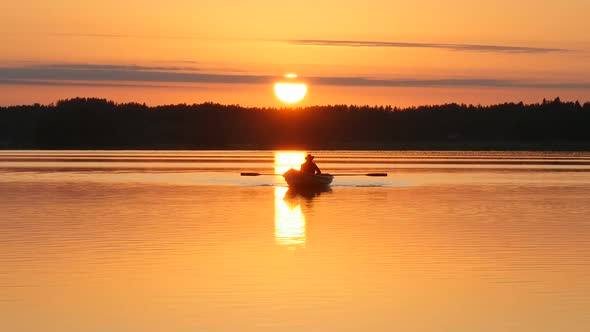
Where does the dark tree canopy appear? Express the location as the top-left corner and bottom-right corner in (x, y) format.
(1, 97), (589, 150)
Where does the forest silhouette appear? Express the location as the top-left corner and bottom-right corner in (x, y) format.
(1, 97), (589, 150)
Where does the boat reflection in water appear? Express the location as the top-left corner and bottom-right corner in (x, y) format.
(285, 185), (332, 201)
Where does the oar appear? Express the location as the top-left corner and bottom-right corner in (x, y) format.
(241, 172), (387, 177)
(328, 173), (388, 177)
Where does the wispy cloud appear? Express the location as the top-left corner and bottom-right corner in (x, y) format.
(40, 63), (205, 72)
(1, 63), (588, 89)
(50, 33), (571, 54)
(52, 33), (200, 40)
(287, 39), (569, 54)
(0, 64), (273, 84)
(308, 77), (590, 89)
(0, 79), (189, 89)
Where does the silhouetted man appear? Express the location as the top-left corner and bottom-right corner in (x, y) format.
(300, 154), (322, 175)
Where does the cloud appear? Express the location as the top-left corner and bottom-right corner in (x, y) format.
(0, 64), (274, 84)
(1, 63), (589, 89)
(51, 33), (569, 54)
(0, 79), (185, 89)
(287, 39), (569, 54)
(52, 33), (198, 40)
(41, 63), (196, 71)
(308, 77), (590, 89)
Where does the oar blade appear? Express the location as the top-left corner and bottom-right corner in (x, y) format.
(366, 173), (388, 177)
(240, 172), (261, 176)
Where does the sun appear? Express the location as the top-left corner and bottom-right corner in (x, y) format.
(274, 74), (307, 104)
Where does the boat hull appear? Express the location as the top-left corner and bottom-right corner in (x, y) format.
(283, 169), (334, 188)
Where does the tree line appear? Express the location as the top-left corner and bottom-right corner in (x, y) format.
(1, 97), (589, 150)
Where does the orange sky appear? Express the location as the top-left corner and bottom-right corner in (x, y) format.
(1, 0), (589, 106)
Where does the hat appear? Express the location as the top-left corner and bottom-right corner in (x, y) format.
(305, 154), (314, 161)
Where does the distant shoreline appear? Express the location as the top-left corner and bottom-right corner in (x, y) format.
(2, 97), (589, 151)
(2, 141), (590, 151)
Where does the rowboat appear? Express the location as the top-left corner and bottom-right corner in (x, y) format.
(283, 168), (334, 188)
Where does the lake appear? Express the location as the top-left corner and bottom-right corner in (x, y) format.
(1, 150), (590, 332)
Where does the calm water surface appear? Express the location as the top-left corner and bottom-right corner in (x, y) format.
(1, 151), (590, 332)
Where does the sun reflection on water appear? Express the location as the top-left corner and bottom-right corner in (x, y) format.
(274, 187), (306, 249)
(274, 151), (307, 249)
(273, 151), (305, 175)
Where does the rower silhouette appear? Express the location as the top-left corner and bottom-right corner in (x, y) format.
(300, 154), (322, 175)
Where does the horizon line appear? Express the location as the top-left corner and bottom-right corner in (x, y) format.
(1, 96), (586, 109)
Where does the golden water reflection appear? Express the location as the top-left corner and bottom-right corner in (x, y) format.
(274, 187), (306, 249)
(274, 151), (307, 249)
(273, 151), (305, 174)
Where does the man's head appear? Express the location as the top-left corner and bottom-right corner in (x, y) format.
(305, 154), (314, 161)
